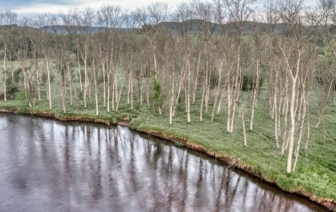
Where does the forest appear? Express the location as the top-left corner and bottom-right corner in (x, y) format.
(1, 0), (336, 208)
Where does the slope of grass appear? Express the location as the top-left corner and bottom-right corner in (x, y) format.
(0, 61), (335, 210)
(129, 98), (336, 201)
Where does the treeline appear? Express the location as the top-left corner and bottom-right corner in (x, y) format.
(1, 0), (336, 173)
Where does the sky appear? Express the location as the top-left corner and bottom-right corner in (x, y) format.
(1, 0), (318, 19)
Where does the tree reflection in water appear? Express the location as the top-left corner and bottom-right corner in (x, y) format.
(0, 114), (327, 212)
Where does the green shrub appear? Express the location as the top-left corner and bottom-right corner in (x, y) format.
(13, 68), (22, 83)
(78, 91), (83, 101)
(152, 76), (163, 111)
(15, 91), (26, 100)
(6, 76), (15, 88)
(242, 75), (253, 91)
(242, 74), (264, 91)
(41, 72), (55, 85)
(174, 142), (184, 147)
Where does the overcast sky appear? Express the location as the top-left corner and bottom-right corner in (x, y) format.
(1, 0), (318, 19)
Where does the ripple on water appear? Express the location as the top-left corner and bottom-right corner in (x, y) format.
(0, 121), (8, 131)
(0, 114), (329, 212)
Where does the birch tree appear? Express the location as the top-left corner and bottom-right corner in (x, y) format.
(1, 11), (18, 102)
(38, 14), (54, 109)
(222, 0), (255, 132)
(265, 0), (323, 173)
(73, 8), (95, 108)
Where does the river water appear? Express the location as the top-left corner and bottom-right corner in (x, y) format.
(0, 114), (327, 212)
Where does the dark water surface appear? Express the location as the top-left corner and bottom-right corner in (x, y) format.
(0, 114), (327, 212)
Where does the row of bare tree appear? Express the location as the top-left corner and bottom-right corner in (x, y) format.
(1, 0), (336, 173)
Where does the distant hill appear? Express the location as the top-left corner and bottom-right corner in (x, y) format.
(0, 24), (19, 30)
(157, 19), (305, 36)
(0, 19), (329, 39)
(41, 25), (132, 34)
(27, 19), (291, 35)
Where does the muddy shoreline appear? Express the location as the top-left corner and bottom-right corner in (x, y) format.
(0, 108), (334, 211)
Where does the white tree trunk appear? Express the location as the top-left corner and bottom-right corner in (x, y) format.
(46, 57), (52, 109)
(169, 71), (175, 124)
(287, 77), (297, 173)
(293, 91), (307, 172)
(93, 58), (99, 116)
(3, 46), (7, 102)
(240, 106), (247, 146)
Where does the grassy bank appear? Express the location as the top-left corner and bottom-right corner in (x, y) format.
(129, 100), (336, 210)
(0, 94), (335, 211)
(0, 60), (335, 210)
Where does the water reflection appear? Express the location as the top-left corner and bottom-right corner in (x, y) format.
(0, 114), (327, 212)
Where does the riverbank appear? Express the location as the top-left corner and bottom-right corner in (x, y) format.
(2, 113), (326, 212)
(0, 104), (335, 211)
(130, 128), (336, 211)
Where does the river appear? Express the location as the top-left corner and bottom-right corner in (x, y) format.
(0, 114), (327, 211)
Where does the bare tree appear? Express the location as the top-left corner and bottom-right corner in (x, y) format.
(145, 2), (171, 114)
(315, 0), (336, 132)
(73, 7), (96, 108)
(249, 21), (263, 130)
(59, 11), (78, 108)
(38, 14), (54, 109)
(222, 0), (255, 132)
(173, 2), (195, 123)
(97, 5), (123, 112)
(192, 0), (216, 121)
(265, 0), (323, 173)
(10, 18), (35, 106)
(147, 1), (170, 24)
(1, 10), (18, 102)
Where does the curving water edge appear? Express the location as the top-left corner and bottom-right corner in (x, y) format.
(0, 113), (329, 212)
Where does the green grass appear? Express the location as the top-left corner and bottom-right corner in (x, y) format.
(125, 83), (336, 202)
(128, 98), (336, 202)
(0, 60), (335, 209)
